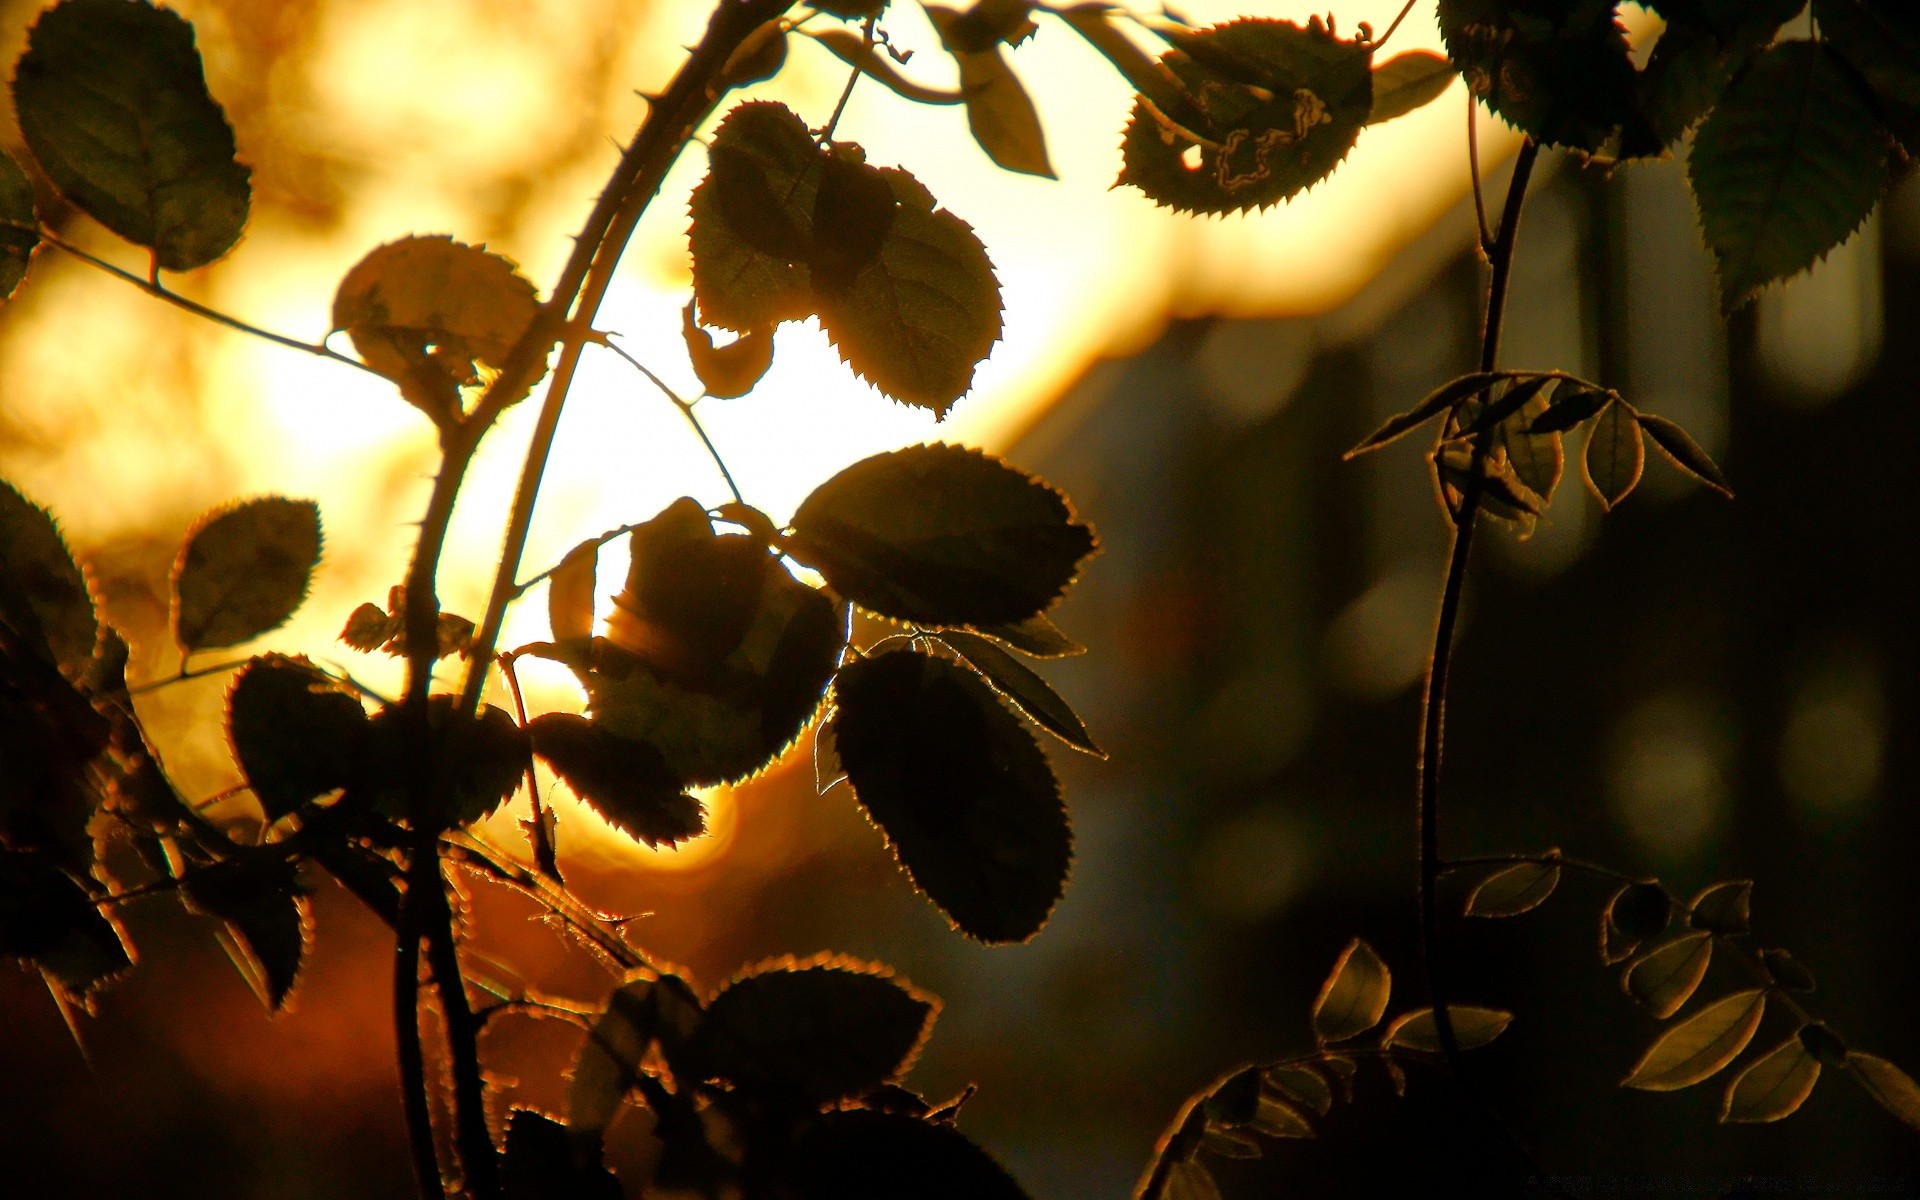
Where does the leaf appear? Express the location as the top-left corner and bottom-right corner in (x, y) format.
(1438, 0), (1650, 153)
(786, 1109), (1033, 1200)
(1262, 1064), (1332, 1117)
(682, 301), (773, 399)
(332, 235), (542, 422)
(1367, 50), (1455, 125)
(1761, 947), (1816, 992)
(926, 7), (1056, 178)
(1623, 932), (1713, 1020)
(0, 478), (97, 678)
(936, 629), (1102, 757)
(548, 539), (600, 645)
(789, 444), (1095, 626)
(1119, 18), (1374, 215)
(0, 855), (131, 1004)
(181, 852), (310, 1011)
(1583, 400), (1643, 511)
(814, 163), (1003, 414)
(815, 708), (845, 794)
(502, 1110), (622, 1200)
(807, 29), (966, 106)
(1054, 5), (1186, 110)
(1623, 988), (1767, 1091)
(1382, 1005), (1513, 1052)
(335, 588), (473, 659)
(1848, 1053), (1920, 1131)
(528, 713), (705, 849)
(171, 497), (322, 653)
(1344, 372), (1507, 458)
(569, 973), (688, 1139)
(10, 0), (250, 271)
(1687, 879), (1752, 935)
(1690, 42), (1890, 312)
(688, 957), (936, 1103)
(1, 151), (39, 301)
(1463, 860), (1560, 918)
(688, 101), (821, 333)
(971, 612), (1085, 658)
(1158, 1160), (1223, 1200)
(1636, 412), (1733, 497)
(226, 655), (369, 821)
(1814, 0), (1920, 107)
(1605, 881), (1673, 944)
(832, 648), (1069, 943)
(1722, 1036), (1820, 1123)
(1798, 1022), (1850, 1068)
(1311, 938), (1390, 1043)
(365, 697), (531, 829)
(1528, 380), (1611, 433)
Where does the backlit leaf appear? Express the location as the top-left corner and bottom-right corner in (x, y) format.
(1438, 0), (1650, 153)
(502, 1110), (621, 1200)
(1761, 947), (1816, 992)
(1583, 399), (1643, 511)
(1623, 932), (1713, 1020)
(1722, 1036), (1820, 1123)
(926, 7), (1055, 178)
(1311, 938), (1390, 1043)
(225, 655), (369, 820)
(786, 1109), (1033, 1200)
(1367, 50), (1453, 125)
(1382, 1005), (1513, 1052)
(0, 478), (97, 678)
(971, 612), (1085, 658)
(1464, 860), (1560, 918)
(1496, 385), (1563, 508)
(365, 697), (530, 830)
(808, 29), (965, 106)
(0, 855), (130, 1004)
(1344, 372), (1507, 459)
(1263, 1064), (1332, 1117)
(1636, 1), (1800, 147)
(181, 852), (309, 1011)
(1605, 881), (1673, 943)
(1848, 1053), (1920, 1131)
(1636, 412), (1733, 497)
(547, 539), (600, 645)
(1529, 380), (1611, 434)
(11, 0), (250, 271)
(1814, 0), (1920, 107)
(832, 648), (1069, 943)
(1687, 879), (1752, 935)
(1623, 988), (1766, 1091)
(937, 629), (1102, 757)
(1, 152), (38, 301)
(815, 708), (845, 794)
(682, 301), (773, 398)
(1690, 41), (1889, 312)
(171, 497), (321, 653)
(528, 713), (704, 849)
(335, 588), (472, 659)
(569, 973), (694, 1139)
(788, 444), (1096, 626)
(1799, 1023), (1849, 1068)
(688, 101), (820, 333)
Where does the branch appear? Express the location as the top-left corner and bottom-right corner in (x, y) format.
(497, 653), (560, 879)
(393, 878), (444, 1199)
(595, 335), (745, 504)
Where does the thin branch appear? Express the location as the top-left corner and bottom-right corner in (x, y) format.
(1375, 0), (1419, 48)
(498, 653), (560, 879)
(126, 657), (251, 696)
(1467, 94), (1495, 257)
(818, 16), (875, 144)
(596, 335), (745, 504)
(416, 855), (501, 1200)
(393, 882), (445, 1200)
(443, 834), (648, 974)
(515, 523), (639, 595)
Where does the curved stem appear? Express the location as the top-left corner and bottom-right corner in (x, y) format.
(1375, 0), (1419, 48)
(416, 856), (500, 1200)
(393, 885), (444, 1199)
(498, 653), (560, 879)
(597, 336), (745, 503)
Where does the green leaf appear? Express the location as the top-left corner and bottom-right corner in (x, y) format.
(682, 301), (773, 399)
(1344, 372), (1507, 459)
(1722, 1035), (1820, 1123)
(10, 0), (250, 271)
(0, 854), (131, 1004)
(788, 444), (1096, 626)
(1815, 0), (1920, 107)
(1582, 399), (1643, 511)
(786, 1109), (1033, 1200)
(1690, 41), (1889, 312)
(831, 648), (1069, 943)
(0, 477), (97, 678)
(1438, 0), (1650, 153)
(1463, 859), (1560, 918)
(936, 629), (1102, 757)
(181, 852), (310, 1011)
(1623, 932), (1714, 1020)
(1367, 50), (1455, 125)
(688, 101), (821, 333)
(1761, 947), (1816, 992)
(1262, 1064), (1333, 1117)
(688, 957), (936, 1102)
(365, 697), (530, 829)
(1382, 1005), (1513, 1052)
(1, 151), (39, 301)
(1636, 411), (1733, 497)
(1798, 1022), (1850, 1068)
(926, 7), (1055, 178)
(807, 29), (965, 106)
(1848, 1053), (1920, 1131)
(1623, 988), (1767, 1091)
(225, 655), (369, 821)
(332, 235), (542, 422)
(1311, 937), (1390, 1043)
(502, 1110), (622, 1200)
(970, 612), (1085, 658)
(528, 713), (705, 849)
(1119, 18), (1374, 215)
(1528, 379), (1611, 434)
(171, 497), (322, 653)
(1687, 879), (1752, 934)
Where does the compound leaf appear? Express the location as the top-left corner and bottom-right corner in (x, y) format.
(0, 478), (97, 678)
(171, 497), (321, 653)
(1583, 400), (1643, 511)
(1463, 859), (1560, 918)
(1623, 988), (1766, 1091)
(528, 713), (704, 849)
(1722, 1035), (1820, 1123)
(937, 629), (1101, 757)
(1623, 932), (1713, 1020)
(225, 654), (368, 820)
(1311, 938), (1390, 1043)
(1367, 50), (1454, 125)
(1345, 372), (1507, 459)
(1382, 1005), (1513, 1052)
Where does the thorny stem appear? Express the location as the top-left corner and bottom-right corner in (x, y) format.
(416, 858), (500, 1200)
(443, 834), (649, 975)
(393, 888), (443, 1200)
(597, 335), (745, 503)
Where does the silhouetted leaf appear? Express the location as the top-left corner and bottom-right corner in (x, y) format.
(1623, 932), (1713, 1020)
(1690, 42), (1889, 312)
(1722, 1035), (1820, 1123)
(1438, 0), (1649, 153)
(1761, 947), (1816, 993)
(786, 1108), (1033, 1200)
(1055, 5), (1186, 111)
(1529, 380), (1611, 434)
(1602, 881), (1671, 964)
(1799, 1023), (1850, 1068)
(815, 708), (845, 794)
(1814, 1), (1920, 107)
(0, 854), (130, 1003)
(332, 235), (542, 422)
(570, 973), (695, 1139)
(1311, 938), (1390, 1043)
(789, 444), (1095, 626)
(171, 497), (321, 653)
(1119, 18), (1373, 215)
(1158, 1160), (1223, 1200)
(0, 152), (38, 300)
(809, 29), (966, 106)
(971, 613), (1085, 658)
(1637, 0), (1798, 146)
(11, 0), (250, 271)
(336, 588), (472, 659)
(1344, 372), (1507, 458)
(689, 101), (819, 332)
(926, 7), (1055, 178)
(0, 478), (97, 678)
(682, 301), (773, 399)
(1367, 50), (1453, 125)
(548, 540), (600, 645)
(832, 648), (1069, 943)
(937, 630), (1101, 757)
(502, 1110), (622, 1200)
(181, 852), (309, 1011)
(1848, 1053), (1920, 1130)
(528, 713), (704, 849)
(226, 654), (369, 820)
(1623, 988), (1766, 1091)
(1383, 1006), (1512, 1052)
(1636, 412), (1733, 497)
(1688, 879), (1752, 935)
(1263, 1064), (1332, 1117)
(689, 957), (936, 1102)
(1583, 399), (1643, 511)
(366, 697), (530, 829)
(1464, 860), (1560, 918)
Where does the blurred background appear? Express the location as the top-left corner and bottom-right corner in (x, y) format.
(3, 0), (1918, 1194)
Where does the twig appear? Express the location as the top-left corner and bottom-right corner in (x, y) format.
(497, 653), (560, 879)
(818, 16), (875, 144)
(125, 657), (251, 696)
(393, 882), (444, 1199)
(443, 834), (648, 974)
(415, 855), (501, 1200)
(1467, 94), (1495, 258)
(515, 523), (639, 595)
(1375, 0), (1419, 48)
(596, 335), (745, 504)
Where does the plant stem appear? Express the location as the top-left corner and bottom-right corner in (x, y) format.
(415, 854), (500, 1200)
(497, 653), (560, 878)
(597, 336), (745, 504)
(1375, 0), (1419, 48)
(393, 891), (443, 1200)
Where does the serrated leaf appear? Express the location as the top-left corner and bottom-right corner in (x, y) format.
(0, 855), (131, 1004)
(1, 152), (39, 301)
(1799, 1023), (1849, 1068)
(528, 713), (704, 849)
(1636, 412), (1733, 497)
(970, 612), (1084, 658)
(808, 29), (965, 106)
(1722, 1036), (1820, 1123)
(926, 7), (1055, 178)
(1849, 1053), (1920, 1130)
(1814, 0), (1920, 107)
(171, 497), (321, 653)
(1761, 947), (1816, 992)
(1119, 18), (1373, 215)
(226, 655), (369, 820)
(547, 539), (600, 644)
(365, 697), (530, 829)
(1311, 938), (1390, 1043)
(1690, 41), (1889, 312)
(1623, 988), (1767, 1091)
(1623, 932), (1713, 1020)
(682, 301), (773, 399)
(1464, 860), (1560, 918)
(502, 1110), (622, 1200)
(0, 478), (97, 678)
(814, 708), (845, 794)
(832, 648), (1069, 943)
(569, 973), (695, 1138)
(788, 444), (1095, 626)
(1382, 1005), (1512, 1052)
(182, 852), (309, 1011)
(937, 629), (1101, 756)
(1583, 400), (1643, 511)
(11, 0), (250, 271)
(1438, 0), (1650, 153)
(1688, 879), (1752, 934)
(787, 1109), (1033, 1200)
(336, 588), (472, 660)
(1367, 50), (1453, 125)
(689, 101), (820, 333)
(688, 958), (936, 1103)
(1344, 372), (1507, 458)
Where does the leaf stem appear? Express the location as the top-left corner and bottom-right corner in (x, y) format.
(124, 657), (252, 696)
(1375, 0), (1419, 48)
(597, 335), (746, 504)
(1467, 96), (1496, 257)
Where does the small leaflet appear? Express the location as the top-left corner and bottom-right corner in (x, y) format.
(1721, 1035), (1820, 1123)
(1622, 988), (1767, 1091)
(1310, 938), (1390, 1043)
(1622, 932), (1713, 1020)
(1381, 1005), (1513, 1053)
(1463, 860), (1560, 918)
